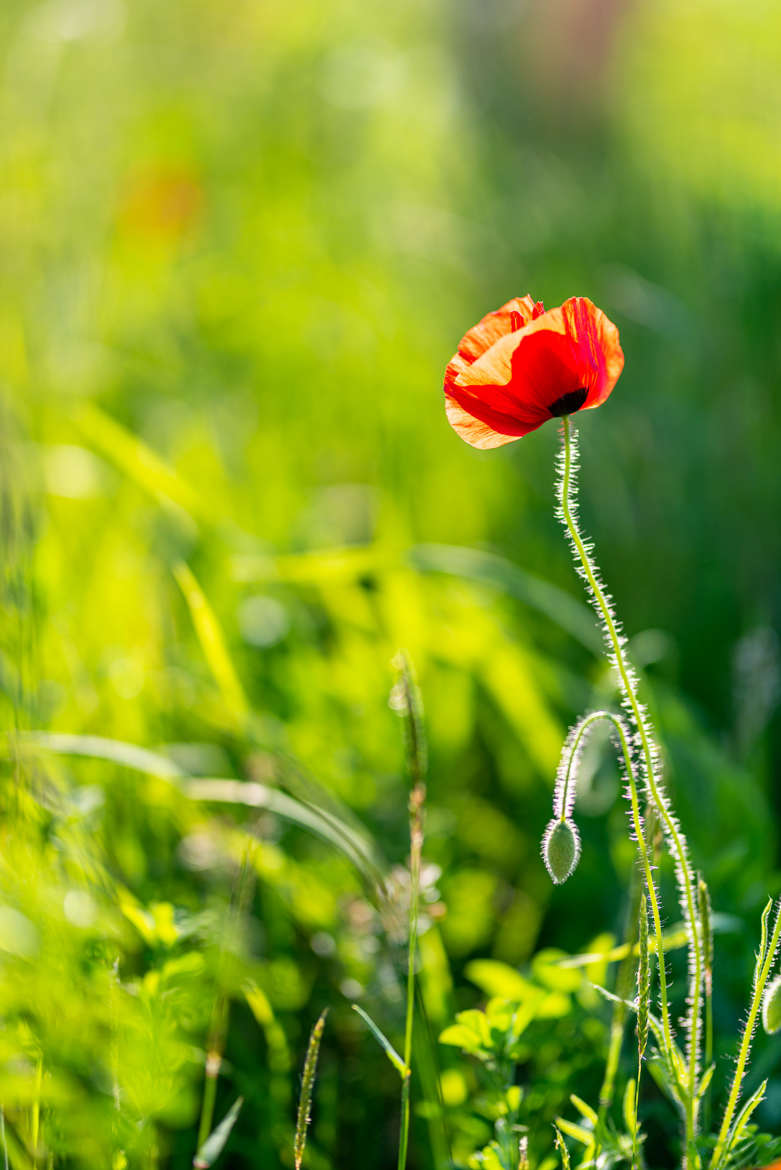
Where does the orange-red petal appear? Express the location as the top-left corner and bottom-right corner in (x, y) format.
(443, 295), (623, 448)
(444, 295), (544, 392)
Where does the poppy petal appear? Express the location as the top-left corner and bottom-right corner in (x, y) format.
(443, 294), (623, 448)
(445, 384), (548, 447)
(509, 297), (626, 411)
(455, 294), (543, 365)
(444, 294), (544, 391)
(508, 326), (585, 413)
(561, 297), (624, 409)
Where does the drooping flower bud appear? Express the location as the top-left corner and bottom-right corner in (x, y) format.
(542, 817), (581, 885)
(762, 973), (781, 1034)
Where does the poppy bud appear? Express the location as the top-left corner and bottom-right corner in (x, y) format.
(542, 817), (581, 885)
(762, 974), (781, 1034)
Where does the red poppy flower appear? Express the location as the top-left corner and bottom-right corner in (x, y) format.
(444, 295), (624, 449)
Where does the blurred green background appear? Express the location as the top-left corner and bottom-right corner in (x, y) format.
(1, 0), (781, 1165)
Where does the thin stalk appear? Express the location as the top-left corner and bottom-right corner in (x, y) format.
(194, 840), (257, 1164)
(634, 891), (651, 1169)
(1, 1107), (9, 1170)
(698, 878), (714, 1136)
(597, 870), (640, 1127)
(398, 783), (424, 1170)
(391, 652), (427, 1170)
(195, 1003), (229, 1163)
(32, 1054), (42, 1166)
(558, 417), (702, 1161)
(709, 899), (781, 1169)
(294, 1010), (328, 1170)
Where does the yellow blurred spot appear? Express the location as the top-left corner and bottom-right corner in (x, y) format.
(439, 1068), (467, 1107)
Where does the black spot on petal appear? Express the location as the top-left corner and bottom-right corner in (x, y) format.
(549, 387), (588, 417)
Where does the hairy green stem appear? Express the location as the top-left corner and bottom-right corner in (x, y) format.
(564, 712), (678, 1099)
(699, 878), (714, 1136)
(558, 418), (702, 1162)
(709, 899), (781, 1169)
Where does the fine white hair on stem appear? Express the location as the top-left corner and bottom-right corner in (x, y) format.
(556, 417), (704, 1154)
(709, 898), (781, 1170)
(553, 708), (635, 824)
(549, 708), (675, 1035)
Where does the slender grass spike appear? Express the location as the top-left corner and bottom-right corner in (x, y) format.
(294, 1010), (329, 1170)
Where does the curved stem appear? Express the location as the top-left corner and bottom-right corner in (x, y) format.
(563, 712), (675, 1071)
(558, 417), (702, 1162)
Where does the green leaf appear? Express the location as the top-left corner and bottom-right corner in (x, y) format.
(726, 1078), (768, 1155)
(438, 1024), (482, 1051)
(173, 561), (249, 727)
(569, 1095), (598, 1127)
(76, 402), (201, 523)
(465, 959), (533, 1001)
(554, 1117), (592, 1146)
(352, 1005), (407, 1077)
(623, 1078), (637, 1137)
(193, 1097), (243, 1168)
(408, 543), (601, 653)
(532, 951), (583, 993)
(696, 1064), (716, 1102)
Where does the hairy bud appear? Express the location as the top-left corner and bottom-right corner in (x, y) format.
(762, 973), (781, 1034)
(542, 817), (581, 885)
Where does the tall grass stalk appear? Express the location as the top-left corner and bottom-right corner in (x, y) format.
(294, 1010), (328, 1170)
(557, 417), (703, 1160)
(194, 840), (257, 1165)
(398, 782), (424, 1170)
(391, 653), (427, 1170)
(1, 1107), (9, 1170)
(595, 869), (641, 1153)
(32, 1054), (42, 1166)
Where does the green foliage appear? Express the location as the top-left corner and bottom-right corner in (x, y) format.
(0, 0), (779, 1167)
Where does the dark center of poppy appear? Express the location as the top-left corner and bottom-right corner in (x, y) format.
(549, 387), (588, 417)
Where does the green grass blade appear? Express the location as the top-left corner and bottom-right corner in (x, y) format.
(76, 402), (201, 523)
(408, 543), (601, 652)
(352, 1005), (407, 1077)
(18, 731), (184, 779)
(20, 731), (382, 884)
(173, 562), (249, 727)
(193, 1096), (243, 1168)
